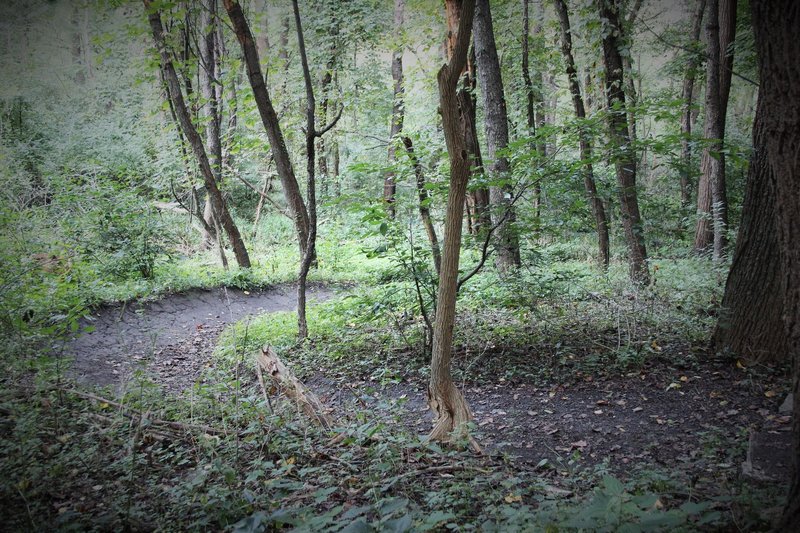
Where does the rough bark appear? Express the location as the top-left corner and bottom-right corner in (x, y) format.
(384, 0), (405, 218)
(679, 0), (706, 208)
(403, 136), (442, 275)
(144, 0), (250, 268)
(751, 1), (800, 528)
(223, 0), (310, 256)
(473, 0), (520, 272)
(445, 0), (490, 235)
(712, 97), (786, 363)
(554, 0), (610, 269)
(597, 0), (649, 284)
(429, 0), (478, 449)
(695, 0), (736, 257)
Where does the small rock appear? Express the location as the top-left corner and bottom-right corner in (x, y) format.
(779, 393), (793, 414)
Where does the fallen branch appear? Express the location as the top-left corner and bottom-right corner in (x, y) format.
(255, 345), (333, 429)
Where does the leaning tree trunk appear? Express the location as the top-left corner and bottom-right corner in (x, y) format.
(597, 0), (649, 284)
(223, 0), (310, 257)
(751, 1), (800, 528)
(384, 0), (405, 218)
(144, 0), (250, 268)
(695, 0), (736, 257)
(554, 0), (610, 269)
(679, 0), (707, 209)
(403, 137), (442, 275)
(473, 0), (521, 272)
(429, 0), (478, 449)
(712, 96), (786, 363)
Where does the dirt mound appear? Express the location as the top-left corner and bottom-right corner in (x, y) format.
(65, 284), (334, 390)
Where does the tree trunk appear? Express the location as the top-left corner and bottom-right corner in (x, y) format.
(695, 0), (736, 258)
(554, 0), (610, 269)
(679, 0), (707, 208)
(223, 0), (310, 257)
(712, 96), (786, 363)
(429, 0), (478, 448)
(403, 136), (442, 275)
(444, 1), (490, 236)
(473, 0), (521, 272)
(144, 0), (250, 269)
(597, 0), (649, 284)
(751, 1), (800, 528)
(200, 0), (225, 254)
(384, 0), (405, 218)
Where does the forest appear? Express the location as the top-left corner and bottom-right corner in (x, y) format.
(0, 0), (798, 530)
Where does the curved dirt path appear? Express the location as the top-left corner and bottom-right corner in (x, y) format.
(65, 284), (334, 391)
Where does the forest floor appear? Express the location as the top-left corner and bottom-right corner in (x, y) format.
(63, 284), (793, 511)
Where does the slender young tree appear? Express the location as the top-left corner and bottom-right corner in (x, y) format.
(521, 0), (547, 220)
(143, 0), (250, 268)
(596, 0), (649, 284)
(473, 0), (521, 272)
(679, 0), (707, 208)
(750, 1), (800, 527)
(383, 0), (405, 218)
(223, 0), (310, 257)
(553, 0), (610, 268)
(429, 0), (479, 449)
(694, 0), (736, 257)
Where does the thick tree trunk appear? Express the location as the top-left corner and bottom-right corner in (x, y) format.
(429, 0), (478, 448)
(473, 0), (520, 272)
(144, 0), (250, 269)
(597, 0), (649, 284)
(712, 97), (786, 363)
(384, 0), (405, 218)
(695, 0), (736, 257)
(554, 0), (610, 269)
(679, 0), (706, 208)
(403, 136), (441, 275)
(223, 0), (310, 257)
(751, 1), (800, 528)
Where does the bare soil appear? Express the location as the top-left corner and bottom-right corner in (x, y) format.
(64, 286), (792, 496)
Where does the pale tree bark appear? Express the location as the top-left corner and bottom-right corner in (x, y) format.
(695, 0), (736, 257)
(751, 1), (800, 528)
(200, 0), (224, 251)
(223, 0), (310, 257)
(679, 0), (706, 208)
(712, 96), (785, 363)
(428, 0), (479, 450)
(384, 0), (405, 218)
(554, 0), (610, 269)
(473, 0), (521, 272)
(144, 0), (250, 269)
(522, 0), (547, 220)
(597, 0), (649, 284)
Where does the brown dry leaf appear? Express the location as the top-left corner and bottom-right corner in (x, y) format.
(765, 390), (778, 398)
(679, 376), (689, 383)
(596, 400), (609, 406)
(571, 440), (588, 449)
(504, 494), (523, 503)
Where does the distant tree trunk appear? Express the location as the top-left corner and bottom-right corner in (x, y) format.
(317, 58), (333, 199)
(597, 0), (649, 284)
(554, 0), (610, 269)
(384, 0), (405, 218)
(223, 0), (310, 257)
(695, 0), (736, 257)
(620, 0), (643, 145)
(679, 0), (706, 208)
(751, 1), (800, 528)
(403, 136), (441, 275)
(429, 0), (478, 448)
(473, 0), (521, 272)
(200, 0), (224, 252)
(521, 0), (539, 218)
(144, 0), (250, 269)
(712, 97), (785, 362)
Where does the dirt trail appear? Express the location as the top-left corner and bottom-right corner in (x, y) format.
(65, 284), (334, 390)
